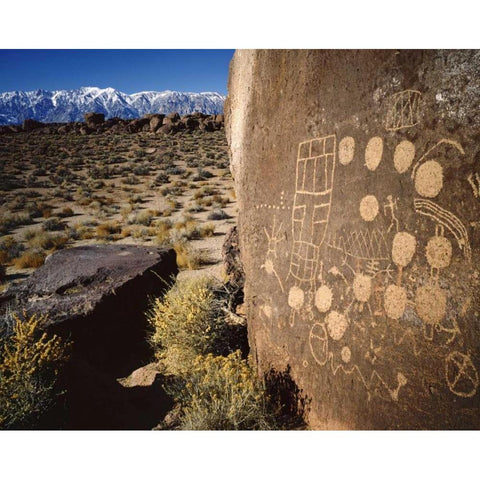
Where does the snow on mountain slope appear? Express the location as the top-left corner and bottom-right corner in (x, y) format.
(0, 87), (225, 124)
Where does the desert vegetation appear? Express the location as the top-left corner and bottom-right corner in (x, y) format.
(148, 277), (307, 430)
(0, 312), (69, 429)
(0, 127), (236, 284)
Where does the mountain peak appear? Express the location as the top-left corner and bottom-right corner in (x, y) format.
(0, 87), (226, 125)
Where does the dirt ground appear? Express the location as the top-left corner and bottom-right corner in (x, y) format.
(0, 128), (237, 287)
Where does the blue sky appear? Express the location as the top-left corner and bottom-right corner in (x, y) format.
(0, 50), (234, 95)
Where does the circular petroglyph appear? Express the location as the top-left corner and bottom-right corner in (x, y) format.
(365, 136), (384, 171)
(359, 195), (379, 222)
(303, 360), (309, 368)
(445, 351), (479, 398)
(288, 286), (304, 310)
(315, 285), (333, 313)
(393, 140), (415, 174)
(392, 231), (416, 267)
(326, 311), (348, 341)
(414, 160), (444, 198)
(426, 235), (452, 270)
(309, 323), (328, 366)
(353, 273), (372, 302)
(384, 284), (407, 320)
(339, 136), (355, 165)
(341, 346), (352, 363)
(415, 284), (447, 325)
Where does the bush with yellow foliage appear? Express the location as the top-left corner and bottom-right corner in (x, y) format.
(0, 312), (69, 429)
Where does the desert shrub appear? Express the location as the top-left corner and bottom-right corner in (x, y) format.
(192, 168), (214, 181)
(155, 220), (173, 245)
(173, 351), (274, 430)
(155, 172), (170, 185)
(0, 236), (25, 263)
(96, 221), (121, 239)
(0, 212), (33, 233)
(14, 249), (46, 269)
(173, 241), (211, 270)
(148, 277), (228, 376)
(198, 223), (215, 238)
(43, 217), (64, 232)
(165, 165), (185, 176)
(58, 207), (74, 218)
(208, 208), (230, 221)
(130, 210), (154, 227)
(28, 231), (69, 251)
(0, 312), (70, 429)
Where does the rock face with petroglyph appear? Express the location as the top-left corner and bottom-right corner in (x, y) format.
(225, 50), (480, 429)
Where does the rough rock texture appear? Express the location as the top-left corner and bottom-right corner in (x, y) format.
(0, 245), (178, 429)
(225, 50), (480, 429)
(22, 118), (44, 132)
(84, 112), (105, 127)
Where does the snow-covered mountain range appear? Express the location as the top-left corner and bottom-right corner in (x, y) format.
(0, 87), (226, 125)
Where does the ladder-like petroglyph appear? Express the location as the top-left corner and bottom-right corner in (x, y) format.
(287, 135), (336, 326)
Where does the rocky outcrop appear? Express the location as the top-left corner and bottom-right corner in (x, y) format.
(0, 245), (178, 429)
(22, 118), (44, 132)
(0, 111), (225, 136)
(84, 112), (105, 127)
(226, 50), (480, 429)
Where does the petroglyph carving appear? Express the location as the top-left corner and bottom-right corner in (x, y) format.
(445, 351), (479, 398)
(288, 285), (304, 310)
(384, 195), (400, 233)
(327, 228), (390, 261)
(353, 273), (372, 303)
(309, 322), (329, 366)
(467, 173), (480, 198)
(393, 140), (416, 173)
(360, 195), (379, 222)
(411, 139), (464, 180)
(261, 216), (285, 292)
(326, 311), (349, 341)
(341, 346), (352, 363)
(414, 198), (471, 262)
(385, 89), (422, 132)
(425, 225), (452, 273)
(415, 283), (447, 325)
(392, 232), (416, 268)
(384, 284), (408, 320)
(314, 284), (333, 313)
(309, 330), (408, 402)
(414, 160), (444, 198)
(365, 137), (383, 171)
(287, 135), (336, 326)
(339, 136), (355, 165)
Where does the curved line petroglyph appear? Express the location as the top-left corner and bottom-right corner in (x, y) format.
(414, 198), (472, 262)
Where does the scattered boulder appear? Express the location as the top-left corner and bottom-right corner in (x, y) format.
(22, 118), (44, 132)
(149, 114), (165, 132)
(226, 49), (480, 429)
(84, 112), (105, 127)
(127, 117), (150, 133)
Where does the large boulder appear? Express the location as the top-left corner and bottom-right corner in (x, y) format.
(0, 245), (178, 428)
(149, 114), (165, 132)
(225, 50), (480, 429)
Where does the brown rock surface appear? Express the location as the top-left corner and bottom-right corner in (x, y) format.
(225, 50), (480, 429)
(0, 245), (178, 428)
